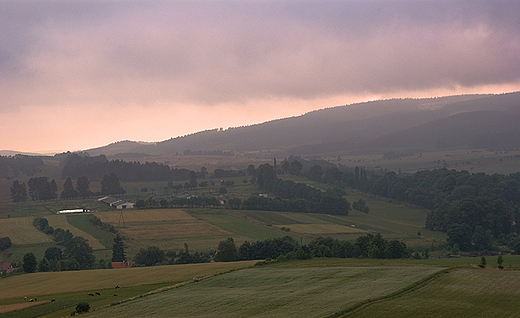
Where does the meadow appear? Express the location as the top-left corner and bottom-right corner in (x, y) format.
(82, 263), (447, 318)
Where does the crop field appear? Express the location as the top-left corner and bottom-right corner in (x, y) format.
(275, 223), (366, 235)
(94, 209), (196, 223)
(82, 264), (446, 318)
(195, 212), (297, 243)
(0, 217), (53, 245)
(92, 209), (234, 254)
(348, 268), (520, 318)
(45, 214), (106, 250)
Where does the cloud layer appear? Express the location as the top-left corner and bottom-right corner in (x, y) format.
(1, 1), (520, 151)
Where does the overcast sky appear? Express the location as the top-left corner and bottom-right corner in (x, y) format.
(1, 0), (520, 153)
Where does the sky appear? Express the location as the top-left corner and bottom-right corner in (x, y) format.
(1, 0), (520, 153)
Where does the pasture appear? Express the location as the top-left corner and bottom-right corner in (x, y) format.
(82, 264), (446, 318)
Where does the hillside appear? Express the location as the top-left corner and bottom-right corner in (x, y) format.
(83, 93), (520, 157)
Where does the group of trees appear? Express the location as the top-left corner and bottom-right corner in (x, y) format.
(0, 237), (12, 251)
(61, 176), (91, 198)
(250, 163), (350, 215)
(61, 154), (194, 181)
(0, 155), (44, 179)
(215, 234), (408, 262)
(33, 217), (95, 270)
(304, 162), (520, 251)
(28, 177), (58, 201)
(133, 244), (213, 266)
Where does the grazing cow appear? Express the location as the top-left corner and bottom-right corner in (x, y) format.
(113, 294), (118, 297)
(29, 299), (33, 302)
(51, 299), (56, 302)
(88, 293), (94, 296)
(24, 296), (27, 300)
(115, 285), (120, 289)
(34, 298), (37, 301)
(95, 292), (101, 295)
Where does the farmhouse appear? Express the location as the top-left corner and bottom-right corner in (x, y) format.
(98, 196), (135, 209)
(0, 261), (17, 274)
(111, 261), (135, 269)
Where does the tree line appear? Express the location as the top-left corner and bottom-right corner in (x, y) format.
(215, 234), (408, 262)
(250, 163), (350, 215)
(0, 155), (44, 179)
(301, 158), (520, 251)
(61, 154), (193, 181)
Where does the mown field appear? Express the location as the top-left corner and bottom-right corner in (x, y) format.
(348, 268), (520, 318)
(82, 263), (447, 318)
(94, 209), (234, 255)
(0, 261), (257, 318)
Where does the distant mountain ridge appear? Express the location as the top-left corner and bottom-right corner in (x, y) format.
(83, 92), (520, 157)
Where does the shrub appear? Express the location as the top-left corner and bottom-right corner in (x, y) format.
(75, 301), (90, 314)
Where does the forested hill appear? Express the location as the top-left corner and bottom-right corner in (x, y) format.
(84, 92), (520, 157)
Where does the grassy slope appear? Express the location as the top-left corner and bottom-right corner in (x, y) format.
(82, 264), (446, 318)
(348, 267), (520, 318)
(0, 261), (256, 318)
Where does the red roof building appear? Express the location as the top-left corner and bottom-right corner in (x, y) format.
(111, 261), (135, 269)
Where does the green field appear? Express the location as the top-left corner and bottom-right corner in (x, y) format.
(348, 268), (520, 318)
(331, 148), (520, 175)
(82, 263), (446, 318)
(66, 214), (116, 249)
(0, 261), (257, 318)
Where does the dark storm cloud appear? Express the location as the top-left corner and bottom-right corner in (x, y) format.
(1, 0), (519, 111)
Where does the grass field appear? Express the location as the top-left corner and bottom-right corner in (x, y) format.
(348, 268), (520, 318)
(0, 261), (256, 318)
(45, 214), (106, 250)
(0, 217), (53, 245)
(331, 148), (520, 175)
(93, 209), (234, 255)
(66, 214), (116, 249)
(81, 264), (446, 318)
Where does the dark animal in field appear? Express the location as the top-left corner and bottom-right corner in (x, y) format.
(88, 293), (94, 296)
(51, 299), (56, 302)
(95, 292), (101, 295)
(115, 285), (120, 289)
(113, 294), (118, 297)
(29, 299), (33, 302)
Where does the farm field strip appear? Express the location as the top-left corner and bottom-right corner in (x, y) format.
(241, 210), (303, 225)
(348, 268), (520, 318)
(66, 215), (115, 249)
(82, 264), (446, 318)
(0, 261), (257, 301)
(196, 213), (297, 241)
(275, 223), (366, 234)
(0, 217), (53, 245)
(94, 209), (196, 223)
(46, 214), (105, 250)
